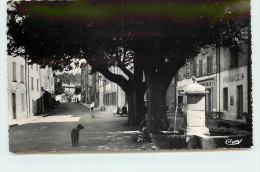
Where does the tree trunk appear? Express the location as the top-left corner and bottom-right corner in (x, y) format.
(127, 94), (137, 125)
(146, 83), (169, 133)
(135, 85), (146, 123)
(126, 81), (147, 125)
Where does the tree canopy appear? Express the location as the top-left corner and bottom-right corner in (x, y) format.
(7, 0), (250, 73)
(7, 0), (250, 131)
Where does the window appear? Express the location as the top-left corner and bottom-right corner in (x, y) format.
(111, 92), (117, 106)
(178, 73), (182, 81)
(21, 94), (25, 111)
(37, 79), (39, 91)
(223, 87), (228, 110)
(107, 93), (110, 105)
(199, 59), (203, 77)
(20, 65), (24, 84)
(31, 77), (34, 90)
(31, 64), (33, 69)
(44, 76), (47, 87)
(230, 47), (238, 69)
(12, 62), (16, 82)
(36, 65), (38, 71)
(207, 56), (212, 75)
(103, 93), (107, 105)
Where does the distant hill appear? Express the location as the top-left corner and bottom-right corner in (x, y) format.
(55, 73), (81, 85)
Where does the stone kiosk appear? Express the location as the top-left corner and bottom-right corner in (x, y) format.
(182, 78), (209, 135)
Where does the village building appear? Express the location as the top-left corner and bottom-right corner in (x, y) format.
(81, 64), (127, 112)
(8, 55), (55, 125)
(217, 42), (250, 121)
(176, 42), (250, 122)
(8, 55), (28, 124)
(28, 63), (41, 115)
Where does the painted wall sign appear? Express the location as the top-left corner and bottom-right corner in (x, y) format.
(223, 73), (244, 83)
(198, 80), (214, 88)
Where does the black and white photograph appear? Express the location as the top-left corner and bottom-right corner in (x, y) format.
(4, 0), (254, 154)
(3, 0), (260, 172)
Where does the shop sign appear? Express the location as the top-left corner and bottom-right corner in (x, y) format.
(223, 73), (244, 83)
(198, 80), (214, 87)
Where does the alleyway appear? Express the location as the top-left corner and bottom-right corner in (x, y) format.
(9, 103), (157, 153)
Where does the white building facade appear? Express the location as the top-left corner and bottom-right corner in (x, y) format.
(217, 42), (249, 121)
(28, 63), (41, 116)
(81, 64), (127, 113)
(8, 55), (55, 125)
(98, 67), (127, 112)
(176, 42), (250, 122)
(8, 56), (28, 124)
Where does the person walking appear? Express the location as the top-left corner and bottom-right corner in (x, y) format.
(90, 101), (95, 118)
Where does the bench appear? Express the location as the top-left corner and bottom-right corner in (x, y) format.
(216, 119), (247, 130)
(206, 111), (224, 119)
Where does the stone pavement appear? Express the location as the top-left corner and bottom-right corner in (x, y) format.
(9, 102), (158, 153)
(9, 102), (228, 153)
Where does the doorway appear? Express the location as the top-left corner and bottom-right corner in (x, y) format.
(237, 85), (243, 119)
(12, 93), (16, 119)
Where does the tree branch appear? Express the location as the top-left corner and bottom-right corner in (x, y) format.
(117, 62), (133, 80)
(93, 65), (131, 94)
(116, 53), (134, 80)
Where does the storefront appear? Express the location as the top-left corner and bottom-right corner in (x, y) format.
(219, 66), (248, 121)
(197, 75), (217, 113)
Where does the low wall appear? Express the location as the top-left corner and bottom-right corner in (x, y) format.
(149, 128), (251, 150)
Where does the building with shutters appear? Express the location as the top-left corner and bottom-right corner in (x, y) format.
(81, 64), (127, 112)
(175, 42), (250, 122)
(8, 55), (55, 125)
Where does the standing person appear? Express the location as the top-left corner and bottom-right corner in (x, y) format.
(90, 101), (95, 118)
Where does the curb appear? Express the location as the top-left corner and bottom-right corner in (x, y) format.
(9, 124), (18, 127)
(9, 112), (54, 127)
(42, 112), (55, 117)
(79, 103), (90, 109)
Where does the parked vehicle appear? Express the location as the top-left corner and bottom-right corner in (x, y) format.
(52, 99), (60, 108)
(117, 106), (127, 116)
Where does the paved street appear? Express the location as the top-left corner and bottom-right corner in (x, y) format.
(9, 103), (158, 153)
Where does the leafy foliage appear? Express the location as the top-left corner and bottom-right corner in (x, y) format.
(7, 0), (250, 129)
(55, 73), (81, 85)
(7, 0), (250, 75)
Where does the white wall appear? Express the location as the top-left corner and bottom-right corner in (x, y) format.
(98, 66), (127, 112)
(40, 66), (55, 93)
(28, 63), (41, 116)
(219, 66), (248, 121)
(7, 56), (27, 124)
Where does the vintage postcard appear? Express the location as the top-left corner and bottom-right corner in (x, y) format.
(6, 0), (252, 153)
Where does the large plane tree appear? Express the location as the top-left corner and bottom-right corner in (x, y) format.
(7, 0), (250, 132)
